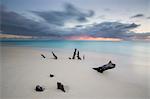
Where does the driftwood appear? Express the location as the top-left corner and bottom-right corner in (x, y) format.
(71, 49), (82, 60)
(77, 51), (81, 60)
(50, 74), (54, 77)
(41, 54), (46, 58)
(57, 82), (65, 92)
(93, 61), (116, 73)
(52, 51), (58, 59)
(35, 85), (45, 92)
(83, 55), (85, 60)
(72, 48), (77, 59)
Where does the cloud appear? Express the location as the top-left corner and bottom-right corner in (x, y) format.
(73, 22), (150, 40)
(77, 22), (140, 39)
(147, 16), (150, 19)
(32, 3), (94, 26)
(75, 25), (84, 28)
(131, 14), (150, 20)
(130, 32), (150, 40)
(131, 14), (144, 18)
(0, 5), (150, 40)
(104, 8), (111, 11)
(0, 5), (67, 38)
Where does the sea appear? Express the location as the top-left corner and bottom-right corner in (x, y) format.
(1, 39), (150, 57)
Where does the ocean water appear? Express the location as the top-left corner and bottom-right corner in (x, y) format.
(1, 40), (150, 57)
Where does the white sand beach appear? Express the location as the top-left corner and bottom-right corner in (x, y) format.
(1, 46), (149, 99)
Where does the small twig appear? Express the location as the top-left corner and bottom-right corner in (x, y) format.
(52, 51), (58, 59)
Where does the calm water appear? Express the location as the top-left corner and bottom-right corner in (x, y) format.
(1, 40), (150, 59)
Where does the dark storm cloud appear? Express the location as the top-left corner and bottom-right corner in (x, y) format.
(133, 32), (150, 39)
(32, 3), (94, 26)
(80, 22), (140, 39)
(131, 14), (144, 18)
(1, 4), (150, 40)
(0, 5), (67, 37)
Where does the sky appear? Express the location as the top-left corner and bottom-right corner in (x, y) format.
(0, 0), (150, 40)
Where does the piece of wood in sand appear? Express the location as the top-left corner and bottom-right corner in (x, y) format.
(52, 51), (58, 59)
(50, 74), (54, 77)
(77, 51), (81, 60)
(93, 61), (116, 73)
(35, 85), (45, 92)
(41, 54), (46, 58)
(72, 48), (77, 59)
(57, 82), (65, 92)
(83, 55), (85, 60)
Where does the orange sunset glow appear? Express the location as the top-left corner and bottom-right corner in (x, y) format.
(67, 36), (122, 41)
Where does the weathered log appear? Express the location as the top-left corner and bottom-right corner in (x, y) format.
(72, 48), (77, 59)
(57, 82), (65, 92)
(77, 51), (81, 60)
(52, 51), (58, 59)
(41, 54), (46, 58)
(93, 61), (116, 73)
(35, 85), (45, 92)
(50, 74), (54, 77)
